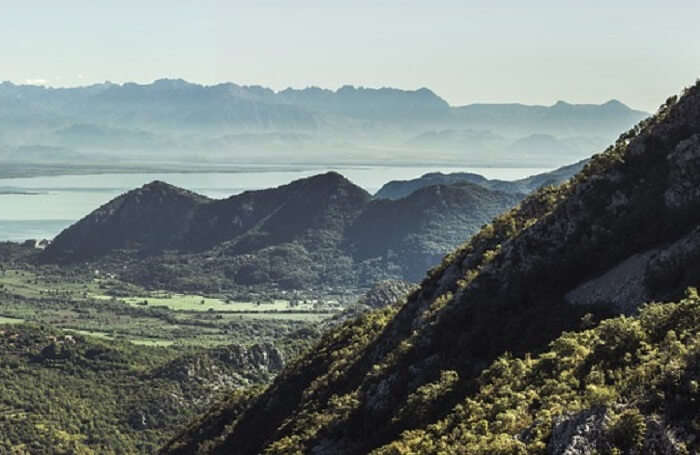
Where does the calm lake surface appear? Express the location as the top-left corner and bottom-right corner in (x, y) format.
(0, 165), (549, 241)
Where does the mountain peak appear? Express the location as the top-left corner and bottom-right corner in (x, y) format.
(310, 170), (349, 183)
(602, 98), (630, 110)
(151, 78), (193, 89)
(289, 171), (361, 191)
(135, 180), (209, 201)
(43, 181), (209, 261)
(142, 180), (176, 190)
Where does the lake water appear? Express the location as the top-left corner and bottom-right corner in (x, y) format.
(0, 165), (549, 241)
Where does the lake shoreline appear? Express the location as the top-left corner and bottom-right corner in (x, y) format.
(0, 165), (551, 242)
(0, 160), (556, 180)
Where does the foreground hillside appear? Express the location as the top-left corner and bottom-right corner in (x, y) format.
(163, 294), (699, 455)
(43, 173), (519, 289)
(162, 82), (700, 454)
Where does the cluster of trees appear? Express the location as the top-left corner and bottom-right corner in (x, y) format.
(0, 322), (317, 454)
(377, 291), (699, 454)
(168, 291), (698, 454)
(0, 325), (178, 453)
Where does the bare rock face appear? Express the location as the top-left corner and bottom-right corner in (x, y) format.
(153, 342), (284, 387)
(641, 417), (693, 455)
(665, 134), (700, 209)
(358, 280), (418, 309)
(548, 408), (690, 455)
(549, 408), (609, 455)
(566, 226), (700, 314)
(565, 250), (655, 314)
(323, 280), (418, 329)
(645, 226), (700, 298)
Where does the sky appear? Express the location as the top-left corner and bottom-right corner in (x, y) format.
(1, 1), (699, 112)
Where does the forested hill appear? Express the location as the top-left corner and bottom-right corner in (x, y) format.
(161, 82), (700, 454)
(374, 159), (588, 200)
(43, 173), (370, 261)
(42, 172), (519, 289)
(348, 182), (521, 280)
(42, 180), (211, 258)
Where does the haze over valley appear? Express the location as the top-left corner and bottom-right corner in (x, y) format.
(0, 79), (648, 171)
(1, 2), (699, 454)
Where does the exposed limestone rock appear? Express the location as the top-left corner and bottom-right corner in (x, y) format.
(565, 250), (655, 314)
(607, 190), (629, 213)
(322, 280), (417, 330)
(566, 226), (700, 314)
(645, 226), (700, 297)
(641, 417), (691, 455)
(549, 407), (609, 455)
(665, 134), (700, 209)
(152, 342), (284, 389)
(549, 409), (690, 455)
(358, 280), (417, 309)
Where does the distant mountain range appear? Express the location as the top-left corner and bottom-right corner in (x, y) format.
(374, 159), (588, 200)
(0, 79), (648, 167)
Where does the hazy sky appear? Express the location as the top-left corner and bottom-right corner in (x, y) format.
(2, 1), (698, 111)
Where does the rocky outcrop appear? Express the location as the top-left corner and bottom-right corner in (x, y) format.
(549, 408), (609, 455)
(549, 407), (693, 455)
(322, 280), (418, 329)
(565, 250), (655, 314)
(153, 343), (284, 389)
(665, 134), (700, 209)
(566, 225), (700, 314)
(357, 280), (418, 309)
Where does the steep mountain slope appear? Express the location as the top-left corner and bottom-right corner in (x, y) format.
(320, 280), (418, 331)
(161, 82), (700, 454)
(43, 173), (518, 290)
(375, 159), (587, 200)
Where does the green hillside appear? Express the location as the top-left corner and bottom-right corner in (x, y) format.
(0, 323), (303, 454)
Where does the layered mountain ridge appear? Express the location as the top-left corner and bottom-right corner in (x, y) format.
(374, 159), (588, 200)
(0, 79), (648, 167)
(42, 172), (521, 288)
(161, 82), (700, 454)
